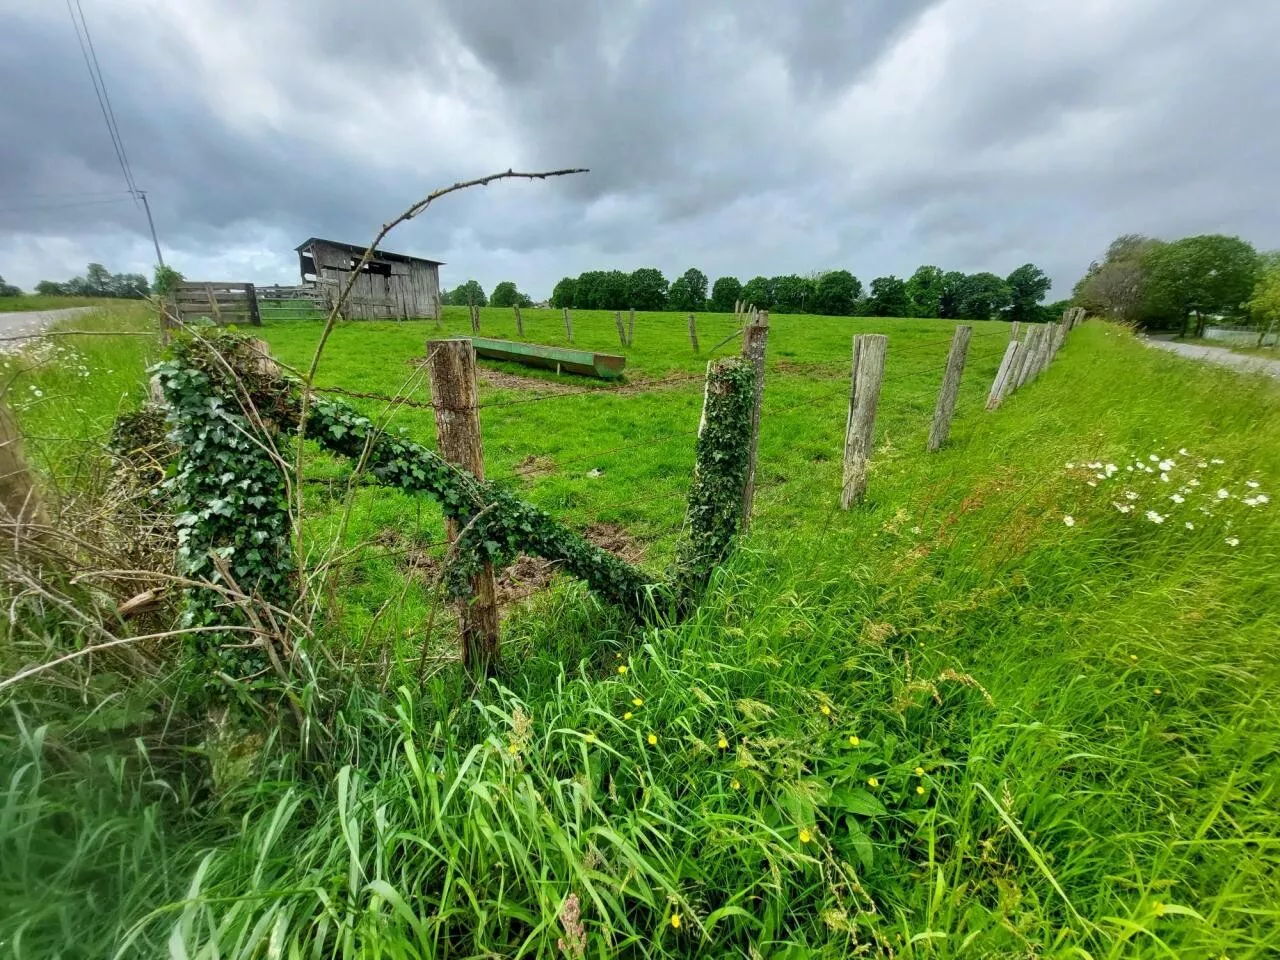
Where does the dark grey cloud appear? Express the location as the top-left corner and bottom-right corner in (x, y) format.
(2, 0), (1278, 302)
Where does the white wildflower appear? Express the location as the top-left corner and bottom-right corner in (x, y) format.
(1105, 463), (1118, 476)
(1216, 488), (1230, 500)
(1087, 481), (1097, 487)
(1184, 521), (1194, 530)
(1158, 459), (1175, 472)
(910, 525), (922, 534)
(1125, 465), (1134, 472)
(1178, 448), (1189, 456)
(1125, 491), (1139, 501)
(1170, 494), (1185, 503)
(1198, 460), (1208, 468)
(32, 389), (42, 398)
(1113, 502), (1133, 514)
(1256, 494), (1269, 504)
(1148, 455), (1159, 462)
(1096, 473), (1106, 480)
(1242, 495), (1268, 507)
(1246, 480), (1260, 489)
(1065, 462), (1075, 469)
(1225, 537), (1239, 547)
(1063, 515), (1076, 527)
(1087, 461), (1102, 470)
(1159, 473), (1170, 482)
(1188, 479), (1200, 487)
(1145, 511), (1165, 524)
(1211, 458), (1225, 465)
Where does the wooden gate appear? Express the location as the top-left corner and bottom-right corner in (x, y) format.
(166, 282), (261, 327)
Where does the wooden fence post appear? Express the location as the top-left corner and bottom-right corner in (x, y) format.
(840, 334), (887, 509)
(927, 325), (971, 451)
(1009, 320), (1021, 342)
(986, 340), (1020, 410)
(614, 311), (627, 346)
(688, 314), (699, 353)
(628, 308), (636, 347)
(739, 310), (769, 530)
(424, 338), (500, 675)
(563, 307), (574, 342)
(1012, 326), (1040, 389)
(513, 304), (524, 337)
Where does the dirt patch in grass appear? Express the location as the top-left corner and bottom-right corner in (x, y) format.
(514, 454), (557, 478)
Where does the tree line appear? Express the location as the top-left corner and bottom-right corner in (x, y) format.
(0, 262), (152, 299)
(1072, 233), (1278, 338)
(443, 263), (1060, 322)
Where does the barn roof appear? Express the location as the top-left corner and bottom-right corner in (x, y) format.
(295, 237), (445, 266)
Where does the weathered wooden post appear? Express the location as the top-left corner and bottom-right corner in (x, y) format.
(986, 340), (1020, 410)
(675, 356), (756, 599)
(1010, 320), (1021, 342)
(562, 307), (574, 342)
(627, 307), (636, 347)
(0, 395), (47, 549)
(739, 310), (769, 530)
(513, 304), (524, 337)
(840, 334), (887, 509)
(1012, 326), (1040, 389)
(614, 311), (627, 346)
(424, 338), (500, 674)
(688, 314), (700, 353)
(927, 325), (972, 451)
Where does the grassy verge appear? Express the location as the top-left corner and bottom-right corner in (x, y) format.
(2, 307), (1278, 957)
(0, 294), (121, 313)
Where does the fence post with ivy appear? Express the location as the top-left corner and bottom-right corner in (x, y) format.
(739, 310), (769, 529)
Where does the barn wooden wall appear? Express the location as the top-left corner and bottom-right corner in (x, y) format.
(306, 241), (440, 320)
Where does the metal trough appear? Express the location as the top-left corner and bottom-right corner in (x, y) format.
(469, 337), (626, 380)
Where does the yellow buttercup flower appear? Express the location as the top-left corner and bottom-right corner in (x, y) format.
(848, 735), (860, 747)
(670, 913), (681, 930)
(799, 828), (812, 843)
(1129, 654), (1138, 662)
(617, 665), (628, 675)
(584, 733), (596, 744)
(867, 777), (879, 788)
(916, 785), (925, 795)
(1153, 688), (1162, 695)
(914, 766), (925, 777)
(717, 736), (729, 750)
(730, 778), (741, 790)
(624, 711), (633, 720)
(647, 733), (658, 746)
(820, 704), (831, 716)
(632, 697), (644, 707)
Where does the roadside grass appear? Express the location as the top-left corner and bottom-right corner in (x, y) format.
(1182, 336), (1279, 359)
(2, 305), (1278, 956)
(0, 294), (119, 313)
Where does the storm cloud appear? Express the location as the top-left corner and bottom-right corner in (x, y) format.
(2, 0), (1278, 298)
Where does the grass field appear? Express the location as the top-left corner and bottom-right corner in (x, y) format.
(3, 304), (1279, 958)
(0, 294), (118, 312)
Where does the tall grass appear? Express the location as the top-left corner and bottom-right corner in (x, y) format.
(2, 309), (1278, 957)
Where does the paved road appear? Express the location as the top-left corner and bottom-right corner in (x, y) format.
(1144, 335), (1280, 380)
(0, 307), (94, 352)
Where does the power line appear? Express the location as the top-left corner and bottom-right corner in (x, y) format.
(65, 0), (136, 199)
(74, 0), (138, 197)
(0, 195), (136, 215)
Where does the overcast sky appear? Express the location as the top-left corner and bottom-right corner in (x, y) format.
(2, 0), (1277, 299)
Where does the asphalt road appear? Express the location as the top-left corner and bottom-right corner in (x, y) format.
(1144, 335), (1280, 380)
(0, 307), (94, 352)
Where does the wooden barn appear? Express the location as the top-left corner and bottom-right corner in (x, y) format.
(296, 237), (443, 320)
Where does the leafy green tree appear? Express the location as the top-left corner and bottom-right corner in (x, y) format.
(867, 275), (909, 317)
(1248, 252), (1280, 342)
(489, 281), (522, 307)
(598, 270), (629, 310)
(1144, 234), (1259, 336)
(668, 268), (709, 311)
(34, 280), (66, 295)
(1073, 235), (1158, 325)
(551, 277), (576, 308)
(153, 264), (184, 297)
(955, 272), (1011, 320)
(741, 276), (773, 310)
(627, 268), (668, 310)
(1005, 263), (1051, 323)
(938, 271), (967, 319)
(451, 279), (487, 307)
(574, 270), (608, 309)
(813, 270), (860, 316)
(0, 275), (22, 297)
(111, 272), (150, 298)
(709, 276), (742, 312)
(771, 274), (814, 314)
(906, 265), (944, 318)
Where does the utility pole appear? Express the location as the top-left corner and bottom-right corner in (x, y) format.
(138, 190), (164, 267)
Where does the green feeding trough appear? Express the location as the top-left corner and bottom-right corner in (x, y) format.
(470, 337), (626, 380)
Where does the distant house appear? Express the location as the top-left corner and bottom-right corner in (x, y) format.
(295, 237), (443, 320)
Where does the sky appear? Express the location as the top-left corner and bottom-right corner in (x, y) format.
(2, 0), (1278, 301)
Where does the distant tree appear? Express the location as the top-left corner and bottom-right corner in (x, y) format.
(451, 279), (487, 308)
(574, 270), (608, 309)
(905, 265), (944, 318)
(111, 272), (150, 298)
(1005, 263), (1052, 323)
(867, 275), (909, 317)
(741, 276), (774, 311)
(709, 276), (743, 312)
(771, 274), (815, 314)
(1072, 234), (1162, 325)
(34, 280), (66, 295)
(551, 276), (577, 308)
(598, 270), (629, 310)
(153, 264), (184, 297)
(627, 267), (668, 310)
(813, 270), (860, 315)
(955, 272), (1011, 320)
(938, 270), (967, 319)
(1143, 234), (1258, 337)
(490, 281), (521, 307)
(1040, 298), (1072, 324)
(1248, 252), (1280, 340)
(0, 275), (21, 297)
(668, 268), (709, 312)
